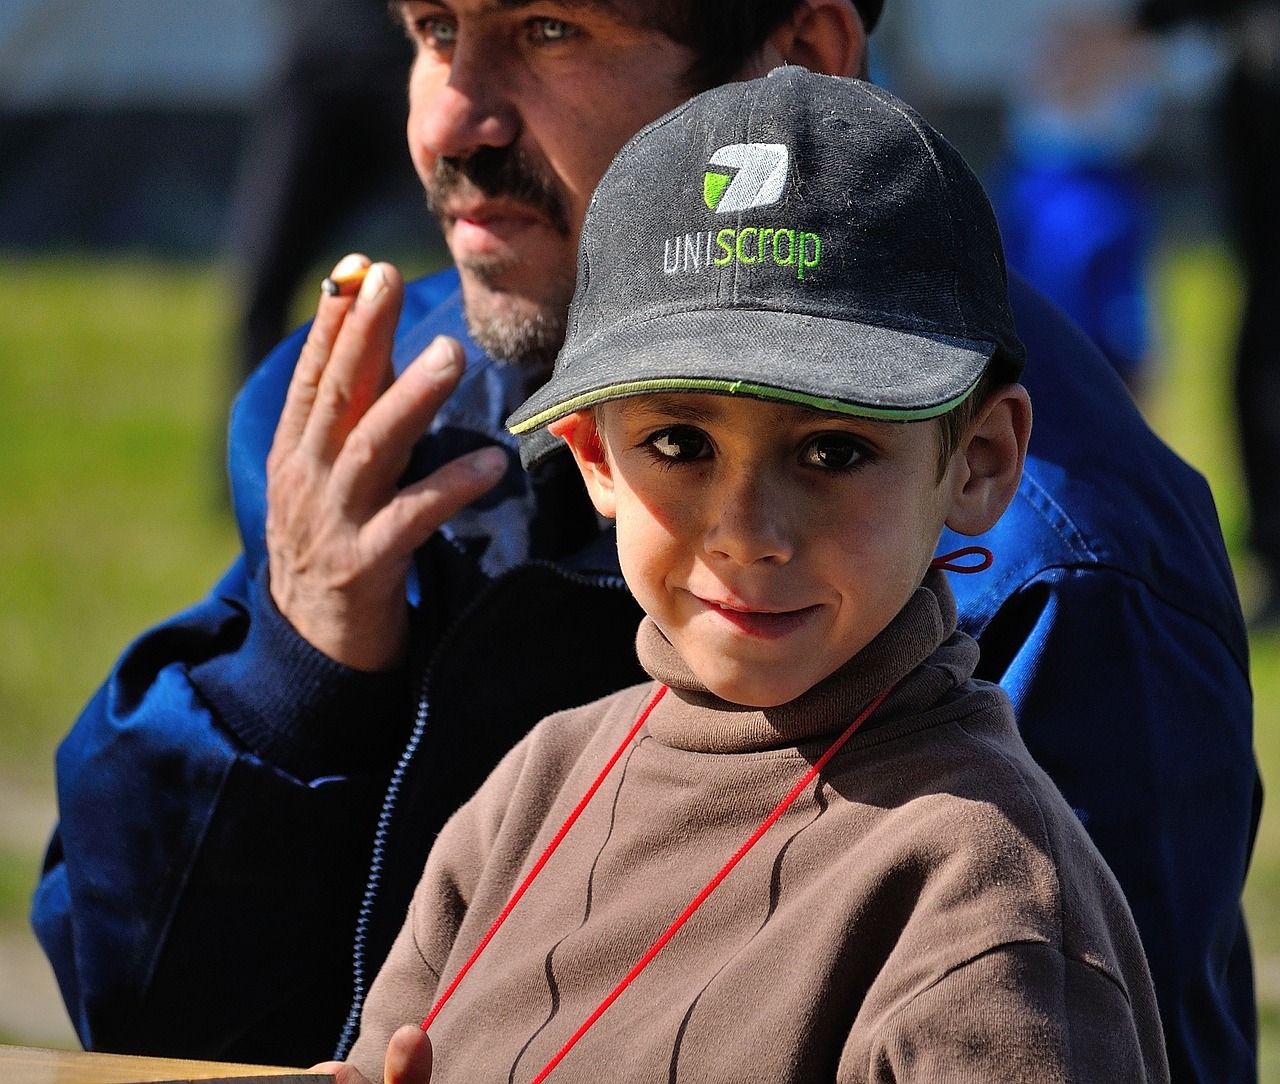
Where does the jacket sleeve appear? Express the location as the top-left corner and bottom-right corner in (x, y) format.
(30, 554), (414, 1066)
(30, 333), (415, 1067)
(977, 566), (1258, 1083)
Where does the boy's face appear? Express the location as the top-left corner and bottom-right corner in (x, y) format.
(557, 393), (966, 708)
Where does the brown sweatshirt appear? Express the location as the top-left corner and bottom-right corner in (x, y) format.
(350, 572), (1169, 1083)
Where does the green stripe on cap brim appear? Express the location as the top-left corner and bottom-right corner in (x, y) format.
(508, 376), (979, 435)
(506, 306), (998, 456)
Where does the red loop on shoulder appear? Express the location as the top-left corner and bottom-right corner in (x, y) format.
(930, 546), (994, 574)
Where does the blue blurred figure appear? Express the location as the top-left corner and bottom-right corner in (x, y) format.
(1046, 0), (1280, 623)
(993, 15), (1162, 394)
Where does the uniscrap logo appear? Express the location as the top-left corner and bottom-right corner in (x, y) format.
(703, 143), (788, 213)
(663, 141), (823, 281)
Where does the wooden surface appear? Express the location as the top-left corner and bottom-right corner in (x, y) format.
(0, 1044), (334, 1083)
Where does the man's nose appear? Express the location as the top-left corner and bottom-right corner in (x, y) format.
(414, 39), (519, 158)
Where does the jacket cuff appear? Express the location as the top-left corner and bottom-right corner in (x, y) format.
(189, 564), (413, 780)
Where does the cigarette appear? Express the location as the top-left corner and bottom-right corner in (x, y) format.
(321, 264), (371, 297)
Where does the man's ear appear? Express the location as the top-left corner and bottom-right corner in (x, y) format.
(944, 384), (1033, 537)
(548, 411), (617, 519)
(738, 0), (866, 80)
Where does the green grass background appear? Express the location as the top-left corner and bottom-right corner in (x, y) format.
(0, 247), (1276, 1071)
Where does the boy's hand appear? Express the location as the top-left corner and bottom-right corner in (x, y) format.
(310, 1025), (434, 1083)
(266, 255), (508, 672)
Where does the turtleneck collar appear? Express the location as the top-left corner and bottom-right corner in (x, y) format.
(637, 571), (979, 754)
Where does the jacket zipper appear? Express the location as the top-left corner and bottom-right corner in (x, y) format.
(333, 559), (630, 1058)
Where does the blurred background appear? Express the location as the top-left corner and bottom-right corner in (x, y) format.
(1, 0), (1278, 1076)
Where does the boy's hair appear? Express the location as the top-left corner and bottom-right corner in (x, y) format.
(508, 69), (1025, 468)
(936, 368), (999, 478)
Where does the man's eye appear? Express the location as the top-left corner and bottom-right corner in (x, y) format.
(647, 426), (711, 463)
(801, 434), (865, 471)
(531, 17), (574, 42)
(406, 15), (456, 47)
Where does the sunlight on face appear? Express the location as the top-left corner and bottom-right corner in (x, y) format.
(594, 394), (957, 706)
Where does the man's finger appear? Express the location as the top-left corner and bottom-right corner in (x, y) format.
(328, 336), (469, 511)
(301, 261), (403, 464)
(386, 1025), (434, 1084)
(361, 445), (509, 567)
(275, 253), (371, 457)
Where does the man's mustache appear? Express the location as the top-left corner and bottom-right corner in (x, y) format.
(426, 146), (571, 237)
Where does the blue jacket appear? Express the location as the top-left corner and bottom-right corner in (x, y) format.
(33, 268), (1259, 1081)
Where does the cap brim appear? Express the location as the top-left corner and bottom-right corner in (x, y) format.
(508, 308), (995, 466)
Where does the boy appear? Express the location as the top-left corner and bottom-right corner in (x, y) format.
(329, 69), (1168, 1083)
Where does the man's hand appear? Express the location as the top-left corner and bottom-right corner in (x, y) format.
(310, 1025), (434, 1084)
(266, 254), (508, 671)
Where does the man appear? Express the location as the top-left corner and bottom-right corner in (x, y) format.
(33, 2), (1258, 1081)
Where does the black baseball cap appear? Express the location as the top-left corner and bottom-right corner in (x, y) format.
(507, 68), (1024, 466)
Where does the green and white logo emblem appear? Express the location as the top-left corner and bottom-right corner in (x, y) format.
(703, 143), (788, 213)
(664, 140), (820, 280)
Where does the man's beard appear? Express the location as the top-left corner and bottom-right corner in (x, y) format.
(426, 146), (575, 371)
(459, 257), (571, 377)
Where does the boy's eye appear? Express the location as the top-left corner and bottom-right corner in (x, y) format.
(647, 426), (711, 463)
(800, 433), (865, 471)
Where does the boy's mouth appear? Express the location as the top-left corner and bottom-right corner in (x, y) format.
(704, 600), (821, 640)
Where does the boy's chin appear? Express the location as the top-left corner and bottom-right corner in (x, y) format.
(697, 669), (824, 709)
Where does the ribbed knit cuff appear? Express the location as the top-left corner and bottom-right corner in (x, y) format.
(189, 563), (414, 780)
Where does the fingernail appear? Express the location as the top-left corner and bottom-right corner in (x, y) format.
(333, 252), (369, 278)
(471, 447), (508, 477)
(357, 263), (387, 304)
(420, 336), (463, 372)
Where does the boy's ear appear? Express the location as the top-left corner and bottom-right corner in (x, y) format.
(944, 384), (1033, 537)
(738, 1), (865, 80)
(547, 412), (617, 520)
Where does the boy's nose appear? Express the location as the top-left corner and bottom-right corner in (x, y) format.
(705, 472), (795, 566)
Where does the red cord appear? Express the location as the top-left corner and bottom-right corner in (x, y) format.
(420, 685), (669, 1033)
(930, 545), (993, 573)
(527, 683), (895, 1083)
(422, 678), (894, 1082)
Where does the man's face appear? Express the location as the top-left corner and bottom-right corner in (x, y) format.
(574, 394), (960, 708)
(397, 1), (700, 367)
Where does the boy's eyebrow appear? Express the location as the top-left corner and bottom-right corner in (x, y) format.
(613, 394), (718, 423)
(613, 393), (883, 427)
(498, 0), (621, 9)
